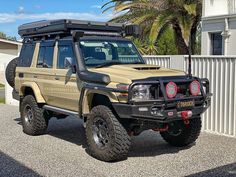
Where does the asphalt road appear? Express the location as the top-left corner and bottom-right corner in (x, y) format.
(0, 88), (4, 98)
(0, 104), (236, 177)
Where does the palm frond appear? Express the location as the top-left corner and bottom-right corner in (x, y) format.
(149, 13), (172, 44)
(184, 4), (197, 16)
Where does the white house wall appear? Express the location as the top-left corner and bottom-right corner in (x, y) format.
(202, 0), (236, 55)
(0, 53), (17, 84)
(201, 15), (236, 55)
(203, 0), (229, 17)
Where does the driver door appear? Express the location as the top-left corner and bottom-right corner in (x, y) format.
(50, 40), (80, 112)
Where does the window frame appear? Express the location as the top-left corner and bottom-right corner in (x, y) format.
(57, 40), (76, 69)
(36, 41), (55, 68)
(18, 43), (36, 67)
(210, 32), (223, 55)
(79, 39), (144, 68)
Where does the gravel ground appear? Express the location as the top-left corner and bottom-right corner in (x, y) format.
(0, 104), (236, 177)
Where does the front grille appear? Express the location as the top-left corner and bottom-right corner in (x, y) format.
(149, 84), (163, 99)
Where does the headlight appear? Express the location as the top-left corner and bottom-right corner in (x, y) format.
(132, 85), (151, 101)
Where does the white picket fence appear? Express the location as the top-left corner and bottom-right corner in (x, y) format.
(144, 55), (236, 137)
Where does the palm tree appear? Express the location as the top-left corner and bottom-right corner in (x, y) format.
(102, 0), (202, 55)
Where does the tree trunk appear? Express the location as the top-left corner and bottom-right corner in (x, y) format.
(172, 23), (189, 55)
(191, 0), (202, 54)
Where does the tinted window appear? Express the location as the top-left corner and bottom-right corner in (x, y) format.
(57, 45), (75, 69)
(211, 33), (223, 55)
(37, 46), (54, 68)
(37, 46), (45, 67)
(18, 44), (35, 67)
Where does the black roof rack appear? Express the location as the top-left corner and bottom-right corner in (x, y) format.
(18, 19), (125, 38)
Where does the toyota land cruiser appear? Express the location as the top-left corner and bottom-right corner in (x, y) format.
(5, 19), (211, 162)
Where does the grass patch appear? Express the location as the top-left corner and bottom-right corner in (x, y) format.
(0, 83), (4, 88)
(0, 98), (5, 104)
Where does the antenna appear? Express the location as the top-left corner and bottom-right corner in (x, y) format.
(188, 34), (192, 78)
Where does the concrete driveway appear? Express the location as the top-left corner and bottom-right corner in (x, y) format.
(0, 104), (236, 177)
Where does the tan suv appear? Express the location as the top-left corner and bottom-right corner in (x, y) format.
(6, 19), (211, 162)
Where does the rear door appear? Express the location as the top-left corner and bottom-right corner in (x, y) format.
(33, 41), (56, 105)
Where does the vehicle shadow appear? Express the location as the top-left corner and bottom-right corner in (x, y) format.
(0, 151), (42, 177)
(47, 116), (87, 149)
(187, 162), (236, 177)
(129, 130), (192, 157)
(14, 116), (192, 158)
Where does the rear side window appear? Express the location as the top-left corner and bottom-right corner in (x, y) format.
(37, 45), (54, 68)
(18, 44), (35, 67)
(57, 45), (75, 69)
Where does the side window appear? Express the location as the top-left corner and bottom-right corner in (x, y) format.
(18, 44), (35, 67)
(37, 46), (45, 67)
(57, 45), (75, 69)
(44, 46), (54, 67)
(37, 45), (54, 68)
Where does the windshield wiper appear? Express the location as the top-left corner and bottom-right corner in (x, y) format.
(95, 61), (123, 68)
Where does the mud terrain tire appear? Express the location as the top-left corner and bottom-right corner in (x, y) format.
(86, 105), (131, 162)
(160, 117), (202, 147)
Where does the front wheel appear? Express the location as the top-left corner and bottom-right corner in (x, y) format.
(160, 117), (202, 147)
(86, 105), (131, 162)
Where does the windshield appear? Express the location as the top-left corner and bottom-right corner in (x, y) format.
(79, 40), (144, 68)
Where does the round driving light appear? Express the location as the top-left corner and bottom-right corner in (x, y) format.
(166, 82), (177, 98)
(190, 80), (201, 96)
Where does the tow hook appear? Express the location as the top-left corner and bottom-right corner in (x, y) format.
(152, 125), (169, 132)
(178, 111), (192, 125)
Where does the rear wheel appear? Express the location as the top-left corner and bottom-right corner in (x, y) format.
(86, 105), (131, 162)
(20, 95), (49, 135)
(160, 117), (202, 147)
(5, 57), (18, 88)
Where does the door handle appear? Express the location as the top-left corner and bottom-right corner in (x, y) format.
(19, 73), (24, 78)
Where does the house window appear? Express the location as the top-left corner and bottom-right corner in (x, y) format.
(211, 33), (223, 55)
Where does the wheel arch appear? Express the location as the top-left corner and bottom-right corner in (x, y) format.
(81, 89), (118, 115)
(20, 82), (45, 103)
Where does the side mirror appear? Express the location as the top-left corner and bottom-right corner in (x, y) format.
(64, 57), (76, 73)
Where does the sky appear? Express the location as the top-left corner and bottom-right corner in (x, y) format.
(0, 0), (114, 39)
